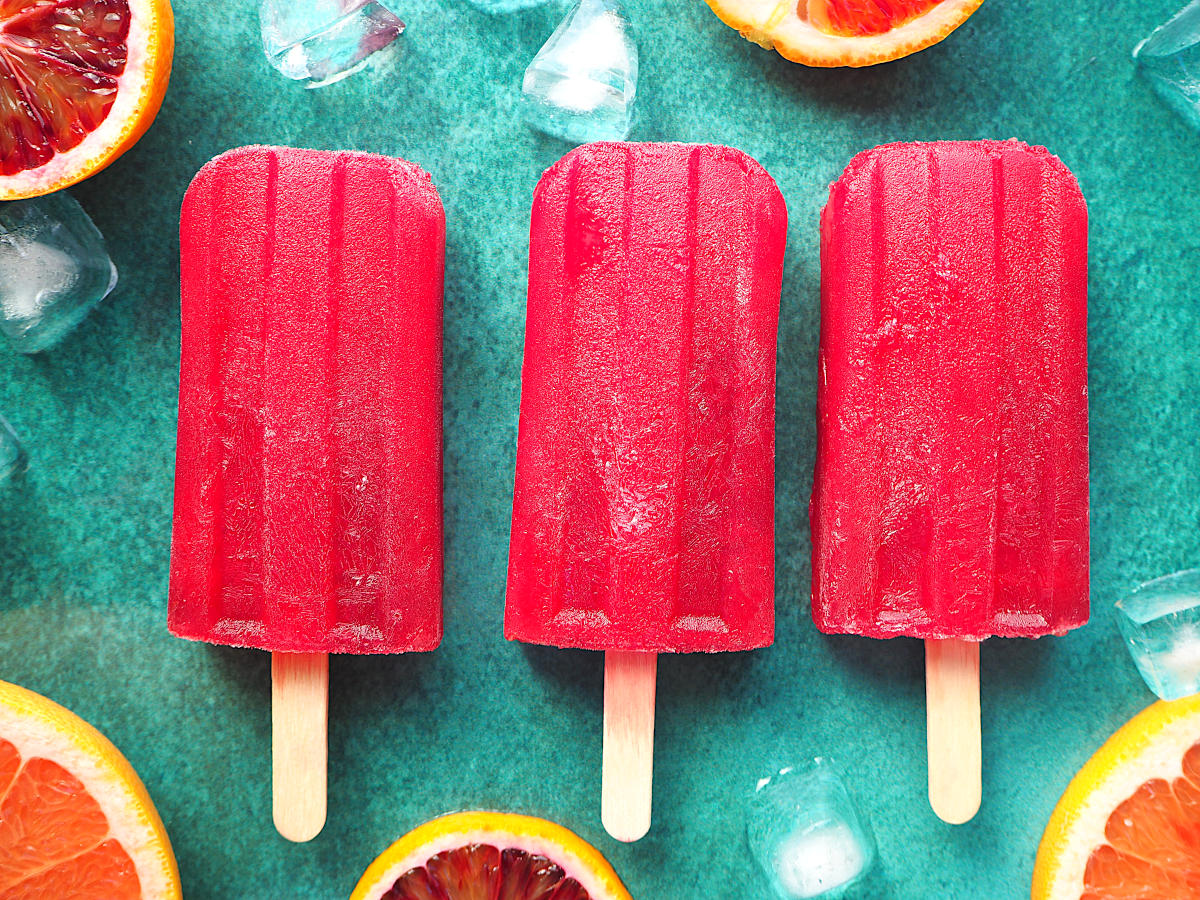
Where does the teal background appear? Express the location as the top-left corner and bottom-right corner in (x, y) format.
(1, 0), (1198, 897)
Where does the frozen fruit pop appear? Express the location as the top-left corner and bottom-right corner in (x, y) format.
(810, 140), (1088, 822)
(506, 142), (787, 841)
(169, 145), (444, 841)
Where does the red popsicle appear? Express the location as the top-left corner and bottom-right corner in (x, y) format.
(506, 141), (786, 840)
(810, 140), (1088, 822)
(169, 145), (444, 840)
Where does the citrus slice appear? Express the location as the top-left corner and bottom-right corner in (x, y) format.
(350, 811), (633, 900)
(0, 679), (180, 899)
(1033, 694), (1200, 900)
(704, 0), (984, 67)
(0, 0), (174, 200)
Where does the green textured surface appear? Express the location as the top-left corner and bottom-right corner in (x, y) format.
(1, 0), (1199, 897)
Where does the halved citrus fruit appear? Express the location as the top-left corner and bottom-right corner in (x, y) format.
(0, 679), (180, 899)
(350, 811), (633, 900)
(1033, 694), (1200, 900)
(704, 0), (985, 67)
(0, 0), (174, 200)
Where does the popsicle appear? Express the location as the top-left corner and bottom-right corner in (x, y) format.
(810, 140), (1089, 823)
(169, 145), (444, 841)
(506, 141), (787, 841)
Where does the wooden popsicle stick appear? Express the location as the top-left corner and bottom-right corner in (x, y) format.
(272, 651), (329, 842)
(925, 638), (981, 825)
(601, 650), (657, 843)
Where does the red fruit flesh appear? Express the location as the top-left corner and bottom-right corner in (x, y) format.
(0, 0), (130, 176)
(499, 848), (577, 900)
(383, 845), (592, 900)
(810, 0), (945, 36)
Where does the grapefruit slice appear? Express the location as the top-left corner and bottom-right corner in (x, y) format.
(350, 812), (633, 900)
(1033, 694), (1200, 900)
(704, 0), (984, 67)
(0, 0), (174, 200)
(0, 679), (180, 899)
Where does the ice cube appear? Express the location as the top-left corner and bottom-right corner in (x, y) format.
(0, 416), (26, 484)
(0, 193), (118, 354)
(1134, 1), (1200, 132)
(521, 0), (638, 144)
(260, 0), (404, 88)
(747, 759), (877, 900)
(1116, 570), (1200, 700)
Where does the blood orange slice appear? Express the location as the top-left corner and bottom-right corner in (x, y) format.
(0, 679), (180, 899)
(350, 812), (633, 900)
(1033, 694), (1200, 899)
(0, 0), (174, 200)
(704, 0), (984, 67)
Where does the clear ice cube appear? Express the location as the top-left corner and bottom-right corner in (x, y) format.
(0, 416), (26, 484)
(521, 0), (638, 144)
(1134, 1), (1200, 132)
(747, 759), (877, 900)
(0, 193), (118, 354)
(260, 0), (404, 88)
(1116, 570), (1200, 700)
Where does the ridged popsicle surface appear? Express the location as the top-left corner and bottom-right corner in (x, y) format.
(506, 142), (787, 653)
(811, 140), (1089, 640)
(169, 145), (444, 654)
